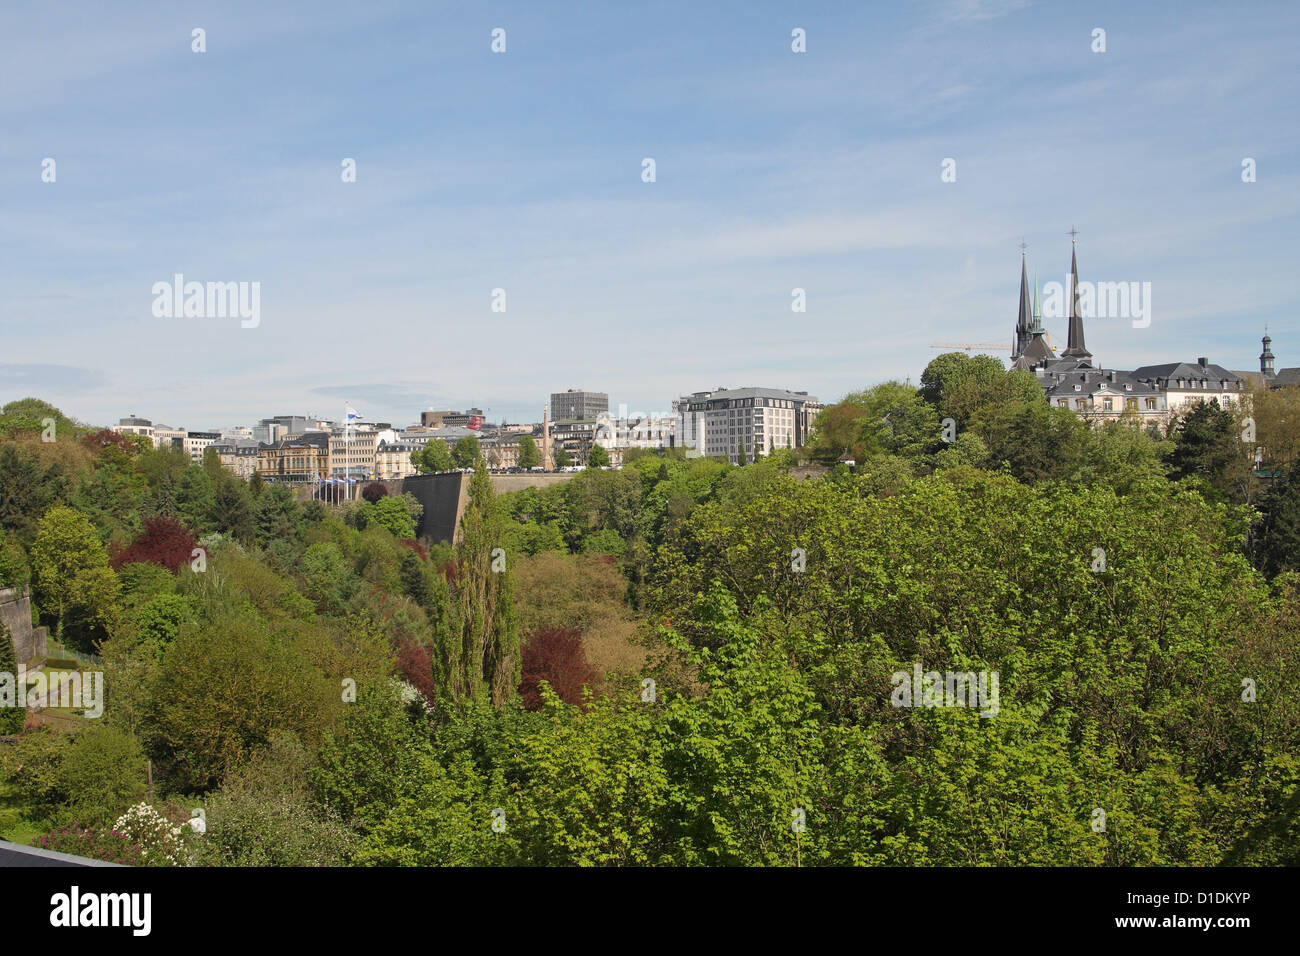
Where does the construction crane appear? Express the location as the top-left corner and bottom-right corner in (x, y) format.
(930, 342), (1013, 352)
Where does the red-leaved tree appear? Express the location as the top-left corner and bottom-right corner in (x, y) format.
(398, 538), (428, 560)
(361, 482), (389, 503)
(395, 639), (437, 704)
(82, 429), (139, 456)
(112, 516), (198, 572)
(519, 627), (597, 709)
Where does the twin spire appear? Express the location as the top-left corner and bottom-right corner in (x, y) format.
(1010, 231), (1090, 370)
(1060, 234), (1091, 362)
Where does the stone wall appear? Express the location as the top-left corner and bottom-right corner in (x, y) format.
(0, 587), (47, 665)
(400, 472), (471, 544)
(488, 473), (576, 493)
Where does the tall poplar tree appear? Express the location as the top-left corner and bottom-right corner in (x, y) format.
(443, 462), (521, 707)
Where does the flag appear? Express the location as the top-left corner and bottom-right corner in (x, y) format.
(346, 406), (361, 422)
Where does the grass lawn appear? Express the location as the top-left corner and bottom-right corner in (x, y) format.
(0, 780), (45, 846)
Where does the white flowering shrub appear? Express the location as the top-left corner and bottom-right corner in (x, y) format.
(112, 803), (188, 866)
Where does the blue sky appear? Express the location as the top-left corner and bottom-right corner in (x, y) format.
(1, 0), (1296, 430)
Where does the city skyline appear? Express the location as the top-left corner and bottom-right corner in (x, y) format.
(3, 0), (1297, 428)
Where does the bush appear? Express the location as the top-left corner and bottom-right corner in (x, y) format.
(112, 802), (188, 866)
(520, 627), (597, 709)
(36, 825), (144, 865)
(395, 640), (437, 704)
(0, 620), (25, 733)
(111, 516), (198, 573)
(189, 734), (357, 866)
(59, 725), (148, 825)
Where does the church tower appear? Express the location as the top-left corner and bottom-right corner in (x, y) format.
(1010, 251), (1055, 372)
(1012, 247), (1033, 359)
(1059, 229), (1093, 364)
(1261, 331), (1276, 377)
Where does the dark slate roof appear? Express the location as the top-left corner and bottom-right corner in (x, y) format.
(1273, 368), (1300, 387)
(1129, 362), (1243, 386)
(1231, 371), (1270, 390)
(1039, 367), (1162, 399)
(265, 432), (329, 451)
(0, 839), (123, 867)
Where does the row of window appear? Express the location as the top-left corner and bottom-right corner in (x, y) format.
(1057, 397), (1159, 411)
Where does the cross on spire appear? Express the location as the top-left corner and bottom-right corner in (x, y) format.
(1019, 237), (1027, 255)
(1067, 225), (1079, 242)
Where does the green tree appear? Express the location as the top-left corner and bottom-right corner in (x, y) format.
(191, 733), (358, 866)
(1251, 467), (1300, 577)
(0, 530), (31, 590)
(312, 685), (435, 835)
(554, 447), (572, 468)
(254, 484), (303, 545)
(202, 446), (224, 481)
(363, 495), (421, 539)
(452, 436), (481, 469)
(211, 476), (254, 543)
(58, 725), (147, 825)
(588, 443), (610, 469)
(30, 505), (120, 648)
(147, 609), (336, 790)
(1169, 399), (1251, 500)
(0, 619), (25, 733)
(412, 440), (453, 474)
(0, 444), (68, 543)
(132, 593), (199, 649)
(300, 542), (360, 613)
(439, 466), (521, 707)
(517, 435), (541, 470)
(0, 398), (80, 440)
(176, 467), (216, 535)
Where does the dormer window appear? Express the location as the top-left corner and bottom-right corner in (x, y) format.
(1073, 384), (1081, 391)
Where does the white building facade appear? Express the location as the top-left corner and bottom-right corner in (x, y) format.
(673, 387), (821, 461)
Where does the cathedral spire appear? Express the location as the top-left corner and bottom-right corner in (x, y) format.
(1060, 228), (1092, 364)
(1013, 243), (1032, 359)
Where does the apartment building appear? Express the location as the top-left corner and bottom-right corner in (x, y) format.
(551, 390), (608, 422)
(112, 416), (155, 443)
(212, 442), (260, 480)
(258, 432), (330, 484)
(374, 440), (420, 480)
(184, 430), (220, 462)
(151, 424), (187, 452)
(674, 387), (821, 461)
(421, 408), (485, 429)
(593, 413), (677, 457)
